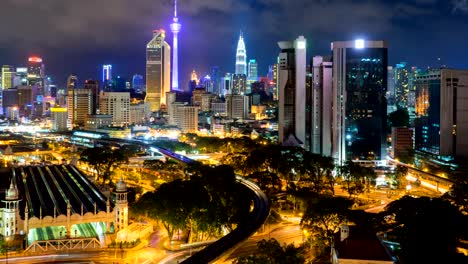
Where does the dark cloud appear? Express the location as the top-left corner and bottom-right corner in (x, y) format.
(0, 0), (466, 86)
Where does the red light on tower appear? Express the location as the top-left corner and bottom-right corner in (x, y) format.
(28, 56), (43, 63)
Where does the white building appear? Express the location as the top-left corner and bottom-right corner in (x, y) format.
(175, 105), (198, 132)
(226, 94), (249, 120)
(67, 88), (93, 128)
(51, 107), (68, 132)
(99, 92), (130, 126)
(277, 36), (307, 146)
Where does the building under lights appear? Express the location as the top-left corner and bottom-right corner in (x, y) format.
(102, 64), (112, 84)
(0, 165), (128, 245)
(331, 40), (388, 162)
(277, 36), (307, 146)
(145, 29), (171, 112)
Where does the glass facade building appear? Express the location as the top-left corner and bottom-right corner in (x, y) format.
(332, 40), (388, 161)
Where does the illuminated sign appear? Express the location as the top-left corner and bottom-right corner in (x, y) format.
(355, 39), (365, 49)
(28, 57), (43, 63)
(16, 67), (27, 73)
(50, 107), (67, 113)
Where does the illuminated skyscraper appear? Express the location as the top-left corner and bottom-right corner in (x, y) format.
(190, 70), (199, 84)
(1, 65), (15, 89)
(331, 40), (388, 162)
(102, 65), (112, 83)
(394, 62), (409, 108)
(170, 0), (181, 92)
(235, 32), (247, 75)
(277, 36), (307, 146)
(27, 56), (44, 85)
(145, 29), (171, 112)
(132, 74), (144, 91)
(248, 59), (258, 81)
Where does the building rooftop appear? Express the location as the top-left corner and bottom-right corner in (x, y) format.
(0, 165), (109, 219)
(334, 226), (395, 262)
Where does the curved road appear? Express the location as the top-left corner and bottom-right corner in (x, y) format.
(147, 145), (271, 263)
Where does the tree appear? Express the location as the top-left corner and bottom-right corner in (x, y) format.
(234, 239), (305, 264)
(380, 196), (466, 263)
(339, 161), (376, 197)
(301, 196), (353, 256)
(247, 171), (282, 197)
(389, 108), (409, 128)
(443, 173), (468, 214)
(79, 146), (128, 185)
(143, 158), (186, 181)
(299, 153), (335, 194)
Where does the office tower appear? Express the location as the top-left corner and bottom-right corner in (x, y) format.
(15, 67), (28, 86)
(235, 32), (247, 75)
(201, 93), (216, 112)
(1, 65), (15, 89)
(17, 85), (34, 116)
(331, 40), (388, 162)
(170, 0), (181, 91)
(308, 56), (333, 156)
(99, 92), (130, 126)
(391, 127), (414, 160)
(394, 62), (409, 108)
(102, 64), (112, 84)
(211, 66), (220, 95)
(192, 87), (206, 107)
(166, 91), (177, 125)
(277, 36), (307, 146)
(221, 73), (232, 96)
(387, 66), (396, 113)
(414, 69), (468, 160)
(67, 75), (78, 90)
(67, 89), (93, 128)
(272, 64), (278, 100)
(84, 80), (100, 114)
(27, 57), (45, 98)
(232, 74), (246, 95)
(175, 105), (198, 132)
(132, 74), (144, 91)
(129, 101), (150, 125)
(112, 76), (127, 92)
(407, 66), (419, 124)
(226, 94), (249, 119)
(248, 59), (258, 82)
(191, 70), (199, 84)
(51, 107), (68, 132)
(199, 75), (212, 93)
(145, 29), (171, 112)
(2, 89), (18, 113)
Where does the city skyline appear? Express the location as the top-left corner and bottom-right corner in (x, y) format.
(0, 0), (467, 87)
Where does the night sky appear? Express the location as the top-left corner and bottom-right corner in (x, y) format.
(0, 0), (467, 87)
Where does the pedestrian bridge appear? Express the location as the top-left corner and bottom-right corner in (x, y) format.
(24, 237), (101, 253)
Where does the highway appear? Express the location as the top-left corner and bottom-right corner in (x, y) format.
(146, 145), (271, 264)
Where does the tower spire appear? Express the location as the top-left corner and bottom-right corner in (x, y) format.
(170, 0), (181, 92)
(174, 0), (178, 18)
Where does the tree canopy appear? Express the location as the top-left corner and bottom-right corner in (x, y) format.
(234, 239), (305, 264)
(79, 146), (128, 185)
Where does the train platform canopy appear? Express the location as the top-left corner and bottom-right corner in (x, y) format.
(0, 165), (110, 219)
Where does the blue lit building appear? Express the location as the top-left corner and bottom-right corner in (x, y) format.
(332, 40), (388, 162)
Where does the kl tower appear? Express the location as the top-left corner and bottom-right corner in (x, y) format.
(170, 0), (181, 91)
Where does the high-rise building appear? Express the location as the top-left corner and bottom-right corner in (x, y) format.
(232, 74), (246, 95)
(27, 57), (45, 87)
(1, 65), (15, 89)
(391, 127), (414, 160)
(235, 32), (247, 75)
(308, 56), (333, 155)
(221, 73), (232, 96)
(15, 67), (28, 86)
(211, 66), (220, 95)
(277, 36), (307, 146)
(145, 29), (171, 112)
(67, 88), (93, 128)
(331, 40), (388, 162)
(67, 75), (78, 90)
(166, 91), (177, 125)
(175, 105), (198, 132)
(84, 80), (100, 114)
(387, 66), (396, 113)
(226, 94), (249, 119)
(414, 69), (468, 160)
(248, 59), (258, 81)
(99, 92), (130, 126)
(132, 74), (144, 91)
(190, 70), (199, 84)
(51, 107), (68, 132)
(102, 64), (112, 84)
(170, 0), (181, 92)
(394, 62), (409, 108)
